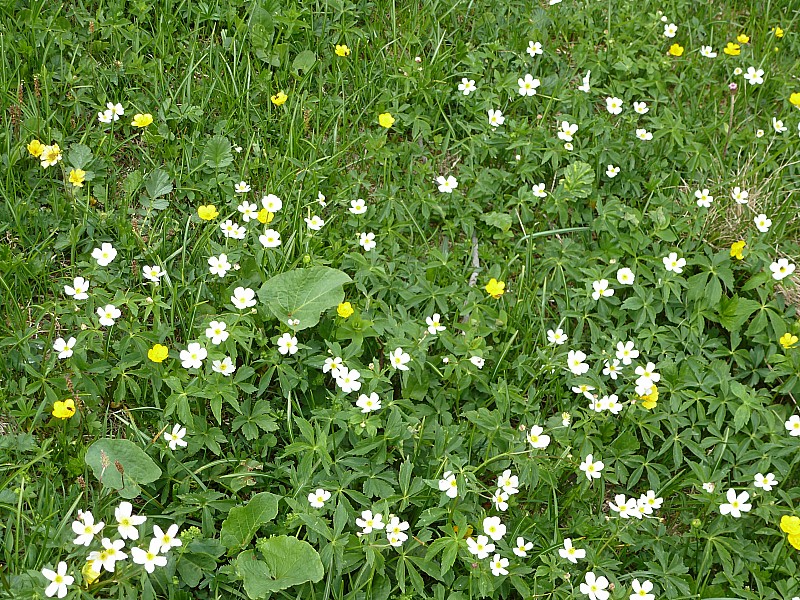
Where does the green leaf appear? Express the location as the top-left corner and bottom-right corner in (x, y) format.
(480, 211), (512, 232)
(239, 536), (324, 597)
(717, 295), (760, 332)
(220, 492), (280, 550)
(249, 3), (274, 50)
(292, 50), (316, 75)
(559, 161), (594, 198)
(258, 267), (352, 331)
(68, 144), (93, 170)
(85, 439), (162, 499)
(202, 135), (233, 169)
(144, 168), (173, 200)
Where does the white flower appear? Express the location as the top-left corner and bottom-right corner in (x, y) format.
(305, 215), (325, 230)
(567, 350), (589, 375)
(663, 252), (686, 273)
(719, 488), (751, 517)
(630, 579), (655, 600)
(513, 537), (533, 557)
(115, 501), (147, 540)
(663, 23), (677, 38)
(558, 121), (578, 141)
(277, 332), (299, 355)
(436, 175), (458, 193)
(754, 213), (772, 232)
(579, 453), (604, 480)
(635, 128), (653, 141)
(754, 472), (777, 491)
(518, 74), (541, 96)
(756, 128), (764, 138)
(573, 383), (595, 400)
(98, 110), (113, 124)
(694, 188), (713, 208)
(323, 356), (344, 377)
(220, 220), (240, 239)
(634, 362), (660, 388)
(743, 67), (764, 85)
(558, 538), (586, 563)
(72, 511), (104, 546)
(603, 359), (621, 380)
(532, 183), (548, 198)
(639, 490), (664, 511)
(633, 101), (649, 114)
(489, 554), (509, 577)
(237, 201), (259, 222)
(773, 117), (788, 133)
(355, 510), (384, 534)
(438, 470), (459, 498)
(497, 469), (519, 495)
(152, 524), (182, 553)
(702, 482), (716, 493)
(733, 66), (743, 76)
(731, 187), (749, 204)
(53, 337), (76, 359)
(308, 488), (332, 508)
(483, 516), (506, 541)
(97, 304), (121, 327)
(335, 367), (362, 393)
(212, 356), (236, 376)
(457, 78), (476, 95)
(616, 340), (639, 365)
(700, 45), (717, 58)
(350, 198), (368, 214)
(358, 231), (377, 251)
(578, 70), (591, 93)
(610, 494), (637, 518)
(356, 392), (381, 413)
(606, 165), (620, 178)
(786, 415), (800, 436)
(564, 142), (573, 151)
(179, 342), (207, 369)
(492, 488), (509, 511)
(65, 276), (90, 299)
(770, 258), (796, 281)
(98, 538), (127, 572)
(205, 320), (229, 345)
(616, 267), (635, 285)
(466, 535), (494, 559)
(164, 424), (187, 450)
(231, 287), (257, 309)
(426, 313), (446, 334)
(317, 192), (327, 207)
(142, 265), (165, 283)
(42, 561), (74, 599)
(606, 97), (623, 115)
(390, 347), (411, 370)
(591, 279), (614, 300)
(131, 539), (167, 573)
(91, 243), (118, 267)
(261, 194), (282, 212)
(259, 229), (282, 248)
(580, 571), (610, 600)
(547, 328), (568, 344)
(208, 254), (232, 277)
(385, 516), (409, 546)
(526, 40), (543, 57)
(488, 109), (505, 127)
(234, 181), (251, 193)
(526, 425), (551, 449)
(469, 355), (485, 369)
(106, 102), (124, 118)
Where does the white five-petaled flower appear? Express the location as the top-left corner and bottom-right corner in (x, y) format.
(65, 276), (90, 299)
(770, 258), (796, 281)
(754, 213), (772, 232)
(773, 117), (788, 133)
(237, 200), (259, 222)
(567, 350), (589, 375)
(513, 536), (533, 557)
(532, 183), (548, 198)
(663, 23), (677, 38)
(606, 165), (620, 178)
(579, 453), (605, 480)
(457, 78), (476, 95)
(308, 488), (331, 508)
(581, 571), (610, 600)
(470, 355), (485, 369)
(633, 101), (649, 114)
(630, 579), (655, 600)
(558, 121), (578, 142)
(438, 470), (458, 498)
(261, 194), (282, 212)
(786, 415), (800, 436)
(592, 279), (614, 300)
(231, 287), (257, 309)
(492, 488), (509, 511)
(390, 347), (411, 370)
(743, 66), (764, 85)
(616, 340), (639, 365)
(578, 70), (591, 93)
(489, 554), (509, 576)
(700, 45), (717, 58)
(526, 40), (543, 57)
(98, 538), (127, 572)
(547, 328), (568, 345)
(635, 128), (653, 141)
(277, 332), (299, 355)
(42, 561), (74, 598)
(753, 472), (777, 491)
(526, 425), (551, 449)
(234, 181), (251, 194)
(426, 313), (446, 334)
(208, 253), (232, 277)
(205, 320), (229, 345)
(334, 367), (361, 393)
(355, 510), (385, 534)
(323, 356), (344, 377)
(467, 535), (494, 559)
(164, 424), (188, 450)
(349, 198), (368, 214)
(92, 242), (118, 266)
(106, 102), (124, 119)
(131, 538), (167, 573)
(356, 392), (381, 413)
(558, 537), (586, 563)
(305, 215), (325, 230)
(115, 501), (147, 540)
(259, 229), (282, 248)
(358, 232), (377, 251)
(97, 304), (121, 327)
(436, 175), (458, 193)
(142, 265), (165, 283)
(719, 488), (752, 517)
(497, 469), (519, 495)
(152, 524), (182, 553)
(212, 356), (236, 376)
(72, 510), (105, 546)
(731, 187), (749, 204)
(606, 97), (623, 115)
(616, 268), (635, 285)
(518, 74), (541, 96)
(488, 109), (505, 127)
(54, 337), (77, 359)
(603, 359), (621, 380)
(610, 494), (637, 518)
(695, 188), (713, 208)
(635, 362), (660, 388)
(663, 252), (686, 273)
(179, 342), (207, 369)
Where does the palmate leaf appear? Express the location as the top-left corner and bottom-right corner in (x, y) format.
(257, 267), (352, 331)
(202, 135), (233, 169)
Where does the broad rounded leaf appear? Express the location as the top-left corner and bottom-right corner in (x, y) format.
(258, 267), (352, 331)
(236, 536), (323, 598)
(85, 439), (161, 499)
(221, 492), (280, 550)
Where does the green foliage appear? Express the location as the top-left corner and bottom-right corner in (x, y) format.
(85, 439), (162, 499)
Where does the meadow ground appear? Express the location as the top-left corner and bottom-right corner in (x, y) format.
(1, 0), (800, 598)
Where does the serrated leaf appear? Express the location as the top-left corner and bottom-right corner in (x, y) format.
(85, 439), (162, 499)
(480, 211), (512, 232)
(559, 161), (594, 198)
(144, 168), (173, 200)
(717, 295), (760, 333)
(220, 493), (280, 550)
(203, 135), (233, 169)
(68, 144), (93, 170)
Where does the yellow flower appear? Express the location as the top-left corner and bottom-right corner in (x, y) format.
(775, 27), (784, 38)
(82, 560), (101, 586)
(69, 169), (86, 187)
(668, 44), (684, 57)
(271, 91), (288, 106)
(131, 113), (154, 128)
(790, 533), (800, 550)
(780, 333), (799, 349)
(790, 93), (800, 107)
(52, 399), (76, 420)
(27, 139), (45, 158)
(257, 209), (275, 224)
(337, 302), (354, 318)
(148, 344), (169, 363)
(730, 240), (746, 260)
(40, 143), (63, 168)
(378, 112), (395, 128)
(723, 42), (741, 56)
(781, 515), (800, 535)
(197, 204), (219, 220)
(335, 44), (351, 57)
(640, 386), (659, 410)
(485, 278), (505, 299)
(737, 34), (750, 44)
